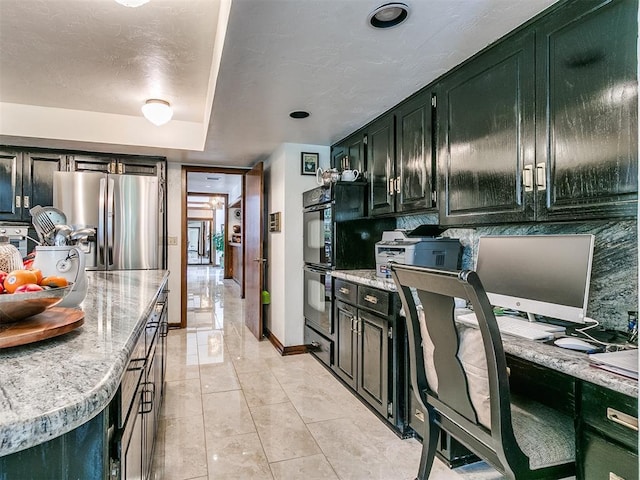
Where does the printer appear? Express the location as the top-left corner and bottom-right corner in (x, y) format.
(375, 229), (461, 278)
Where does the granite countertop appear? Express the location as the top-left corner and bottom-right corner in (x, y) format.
(332, 269), (638, 398)
(0, 270), (169, 456)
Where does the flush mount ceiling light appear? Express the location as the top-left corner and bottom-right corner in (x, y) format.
(115, 0), (150, 7)
(141, 99), (173, 126)
(289, 111), (310, 119)
(368, 2), (410, 29)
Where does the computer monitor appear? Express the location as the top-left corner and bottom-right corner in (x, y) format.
(475, 234), (595, 324)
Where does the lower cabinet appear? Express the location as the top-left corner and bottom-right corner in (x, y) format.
(333, 279), (408, 434)
(116, 285), (168, 480)
(579, 382), (638, 480)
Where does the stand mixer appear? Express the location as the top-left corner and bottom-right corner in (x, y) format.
(32, 245), (87, 308)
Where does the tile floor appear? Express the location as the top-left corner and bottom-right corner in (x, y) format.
(150, 265), (504, 480)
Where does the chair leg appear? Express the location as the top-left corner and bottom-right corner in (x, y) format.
(416, 411), (439, 480)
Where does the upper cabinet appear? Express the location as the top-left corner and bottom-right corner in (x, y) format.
(331, 131), (365, 173)
(367, 114), (396, 216)
(438, 0), (637, 225)
(437, 32), (536, 226)
(368, 91), (437, 217)
(0, 149), (67, 222)
(534, 0), (638, 221)
(394, 91), (436, 214)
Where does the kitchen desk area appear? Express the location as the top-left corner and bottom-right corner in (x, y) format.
(0, 270), (169, 479)
(324, 269), (639, 479)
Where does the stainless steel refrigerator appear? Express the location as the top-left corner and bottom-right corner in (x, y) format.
(53, 171), (163, 270)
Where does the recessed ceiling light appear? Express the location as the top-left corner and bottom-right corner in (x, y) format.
(289, 111), (310, 119)
(141, 99), (173, 126)
(368, 3), (410, 29)
(115, 0), (150, 7)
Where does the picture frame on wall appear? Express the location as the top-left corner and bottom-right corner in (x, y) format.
(301, 152), (319, 175)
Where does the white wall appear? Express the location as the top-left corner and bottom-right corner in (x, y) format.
(265, 143), (329, 346)
(166, 163), (182, 325)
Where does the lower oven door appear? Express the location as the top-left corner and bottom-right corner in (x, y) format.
(303, 265), (332, 336)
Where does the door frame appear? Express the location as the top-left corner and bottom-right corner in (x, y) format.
(180, 166), (247, 329)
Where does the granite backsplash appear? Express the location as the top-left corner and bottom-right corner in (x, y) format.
(396, 215), (638, 331)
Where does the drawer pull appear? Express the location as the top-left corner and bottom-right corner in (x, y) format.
(364, 294), (379, 305)
(609, 473), (625, 480)
(606, 407), (638, 431)
(339, 287), (350, 295)
(414, 409), (425, 422)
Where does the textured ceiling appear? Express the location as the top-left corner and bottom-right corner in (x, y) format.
(0, 0), (558, 167)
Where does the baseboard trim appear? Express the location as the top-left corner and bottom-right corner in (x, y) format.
(264, 328), (308, 356)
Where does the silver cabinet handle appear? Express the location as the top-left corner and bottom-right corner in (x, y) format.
(414, 409), (425, 422)
(364, 294), (379, 305)
(395, 176), (400, 193)
(357, 318), (363, 336)
(523, 165), (534, 192)
(15, 196), (21, 208)
(388, 177), (395, 195)
(339, 287), (350, 295)
(536, 162), (547, 191)
(23, 196), (29, 209)
(606, 407), (638, 431)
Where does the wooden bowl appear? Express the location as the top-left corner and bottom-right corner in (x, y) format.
(0, 285), (73, 324)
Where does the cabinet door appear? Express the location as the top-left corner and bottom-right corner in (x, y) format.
(357, 310), (389, 417)
(22, 152), (66, 217)
(368, 115), (395, 216)
(0, 150), (22, 221)
(395, 91), (435, 213)
(535, 0), (638, 220)
(331, 145), (346, 170)
(344, 133), (365, 173)
(438, 32), (536, 225)
(334, 301), (357, 389)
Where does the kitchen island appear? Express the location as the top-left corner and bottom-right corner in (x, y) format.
(0, 270), (169, 477)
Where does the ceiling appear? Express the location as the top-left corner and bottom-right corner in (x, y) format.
(0, 0), (558, 168)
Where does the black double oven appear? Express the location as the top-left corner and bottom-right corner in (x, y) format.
(303, 184), (394, 362)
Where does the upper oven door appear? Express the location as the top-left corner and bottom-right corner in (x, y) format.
(303, 204), (332, 267)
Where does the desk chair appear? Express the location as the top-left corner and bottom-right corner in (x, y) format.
(389, 264), (575, 480)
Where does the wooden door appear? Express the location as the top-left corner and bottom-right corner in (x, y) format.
(244, 162), (264, 340)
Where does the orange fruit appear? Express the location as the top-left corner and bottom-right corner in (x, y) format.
(40, 276), (69, 288)
(4, 269), (39, 294)
(30, 268), (43, 285)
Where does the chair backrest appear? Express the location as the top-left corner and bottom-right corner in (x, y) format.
(390, 263), (530, 475)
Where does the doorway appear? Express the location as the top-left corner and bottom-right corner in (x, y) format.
(181, 167), (245, 329)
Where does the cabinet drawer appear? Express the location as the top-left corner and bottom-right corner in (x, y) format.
(582, 382), (638, 451)
(305, 324), (333, 367)
(335, 279), (357, 304)
(582, 429), (638, 480)
(358, 285), (392, 316)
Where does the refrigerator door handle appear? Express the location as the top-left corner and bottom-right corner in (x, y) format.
(107, 177), (115, 267)
(98, 178), (106, 267)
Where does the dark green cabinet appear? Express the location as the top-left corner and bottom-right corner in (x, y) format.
(334, 299), (357, 389)
(0, 149), (66, 222)
(437, 31), (536, 226)
(578, 382), (638, 480)
(535, 0), (638, 220)
(395, 91), (436, 213)
(367, 115), (396, 216)
(331, 131), (365, 173)
(333, 279), (404, 424)
(356, 309), (389, 415)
